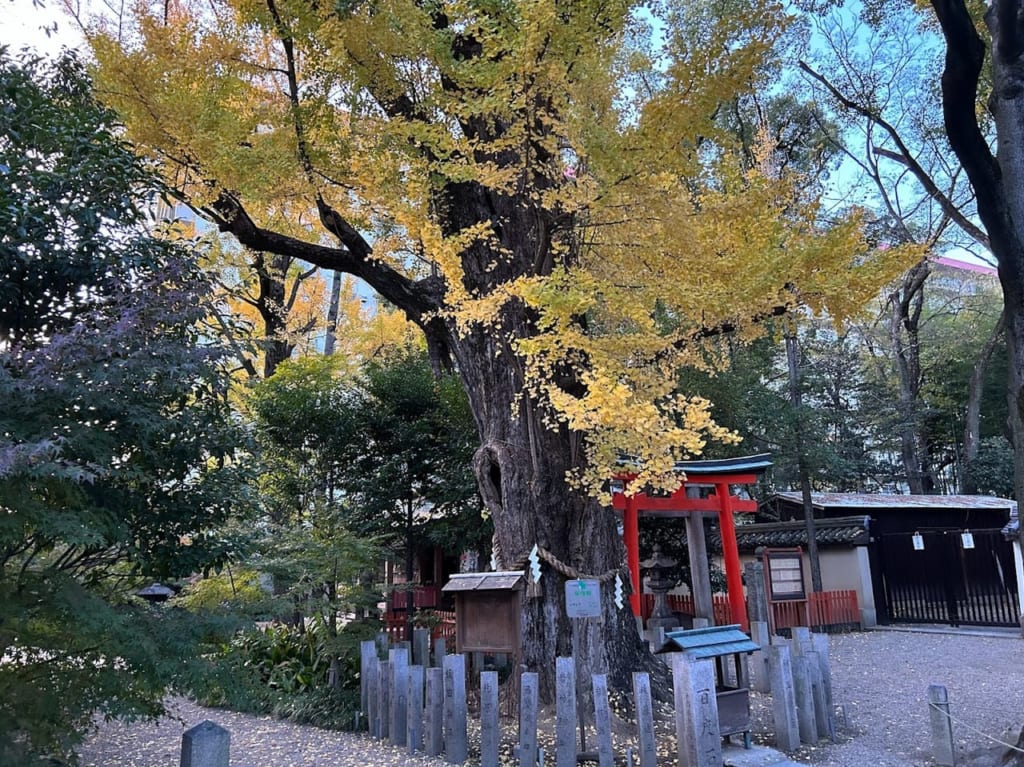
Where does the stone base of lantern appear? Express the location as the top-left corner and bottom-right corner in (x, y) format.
(647, 614), (680, 631)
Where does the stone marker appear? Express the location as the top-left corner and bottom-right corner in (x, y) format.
(792, 627), (813, 657)
(378, 659), (389, 737)
(791, 653), (818, 744)
(481, 671), (500, 767)
(408, 665), (425, 753)
(379, 660), (391, 740)
(691, 617), (710, 629)
(671, 654), (722, 767)
(744, 562), (768, 624)
(426, 667), (444, 756)
(812, 633), (836, 740)
(360, 640), (376, 721)
(413, 628), (430, 668)
(592, 674), (614, 767)
(556, 657), (577, 767)
(443, 653), (468, 764)
(390, 647), (409, 747)
(632, 672), (657, 767)
(520, 672), (540, 767)
(367, 655), (381, 738)
(807, 651), (829, 738)
(180, 720), (229, 767)
(767, 644), (800, 752)
(929, 684), (955, 767)
(434, 638), (447, 667)
(375, 631), (389, 657)
(750, 621), (770, 693)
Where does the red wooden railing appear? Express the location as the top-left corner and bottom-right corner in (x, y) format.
(771, 590), (860, 632)
(385, 585), (442, 613)
(638, 593), (733, 625)
(384, 589), (859, 645)
(430, 610), (457, 642)
(809, 589), (860, 628)
(640, 589), (861, 633)
(382, 609), (456, 644)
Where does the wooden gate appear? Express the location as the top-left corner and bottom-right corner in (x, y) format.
(876, 528), (1019, 627)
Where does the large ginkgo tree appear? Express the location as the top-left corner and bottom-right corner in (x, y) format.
(80, 0), (908, 695)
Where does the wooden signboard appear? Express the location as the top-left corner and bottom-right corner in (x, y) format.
(763, 548), (806, 601)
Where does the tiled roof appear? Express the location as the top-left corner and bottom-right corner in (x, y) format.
(707, 515), (871, 552)
(617, 453), (773, 477)
(771, 492), (1015, 511)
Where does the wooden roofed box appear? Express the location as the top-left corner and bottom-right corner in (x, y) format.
(441, 571), (525, 654)
(656, 624), (759, 746)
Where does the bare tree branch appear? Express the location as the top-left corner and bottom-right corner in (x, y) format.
(800, 60), (992, 249)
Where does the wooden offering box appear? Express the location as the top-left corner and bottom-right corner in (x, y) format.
(441, 571), (525, 655)
(657, 624), (760, 747)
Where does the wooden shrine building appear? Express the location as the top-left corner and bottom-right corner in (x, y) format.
(611, 454), (772, 630)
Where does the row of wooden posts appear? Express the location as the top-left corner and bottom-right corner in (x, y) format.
(358, 621), (839, 767)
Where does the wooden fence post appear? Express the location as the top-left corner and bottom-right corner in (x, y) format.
(929, 684), (956, 767)
(443, 653), (467, 764)
(407, 665), (424, 754)
(555, 657), (577, 767)
(425, 667), (444, 757)
(413, 628), (430, 668)
(360, 640), (376, 726)
(519, 672), (539, 767)
(766, 644), (800, 752)
(389, 647), (409, 747)
(632, 672), (657, 767)
(592, 674), (614, 767)
(379, 660), (390, 740)
(670, 654), (722, 767)
(367, 654), (381, 738)
(480, 671), (500, 767)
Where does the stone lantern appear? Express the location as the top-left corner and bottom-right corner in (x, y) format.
(640, 544), (680, 630)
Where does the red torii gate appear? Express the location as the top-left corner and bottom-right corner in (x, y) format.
(611, 454), (772, 631)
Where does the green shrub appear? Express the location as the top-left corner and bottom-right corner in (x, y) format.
(194, 618), (382, 730)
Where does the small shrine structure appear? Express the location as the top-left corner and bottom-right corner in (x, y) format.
(611, 453), (772, 630)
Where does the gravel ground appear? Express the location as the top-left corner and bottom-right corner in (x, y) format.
(775, 628), (1024, 766)
(78, 627), (1024, 766)
(78, 697), (449, 767)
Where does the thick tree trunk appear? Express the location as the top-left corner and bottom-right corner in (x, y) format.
(450, 317), (660, 701)
(254, 252), (295, 378)
(932, 0), (1024, 503)
(986, 2), (1024, 503)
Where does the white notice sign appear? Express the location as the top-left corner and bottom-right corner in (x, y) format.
(565, 579), (601, 618)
